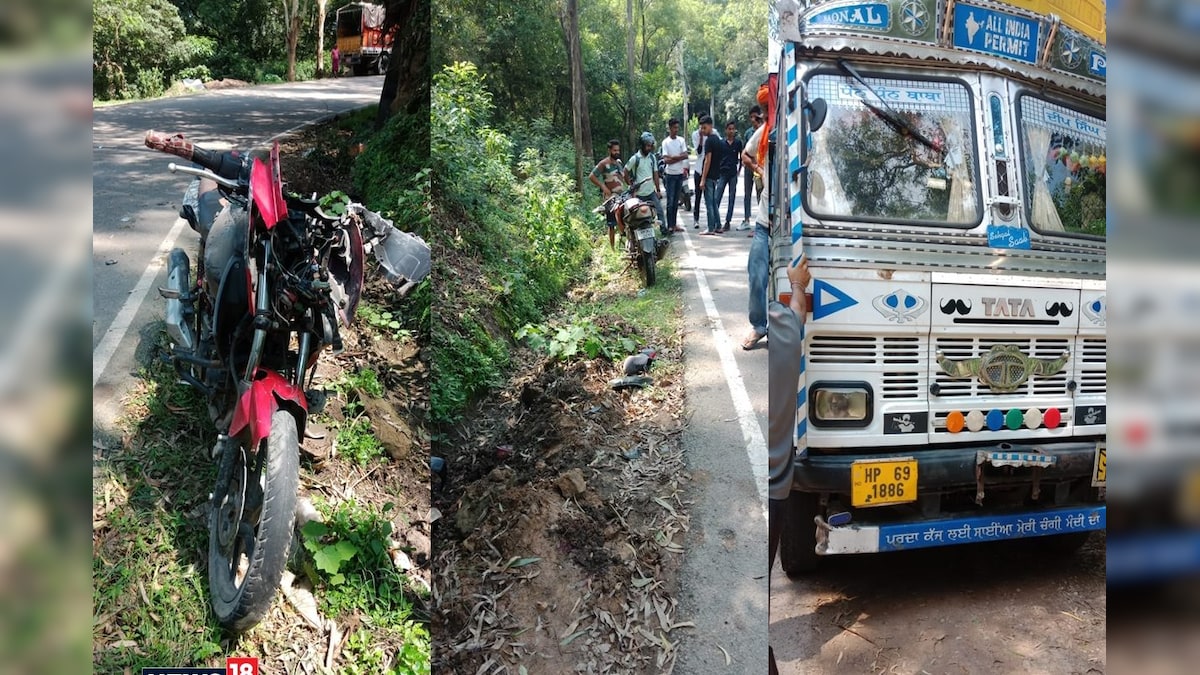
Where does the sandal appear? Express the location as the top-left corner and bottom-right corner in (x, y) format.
(741, 330), (766, 350)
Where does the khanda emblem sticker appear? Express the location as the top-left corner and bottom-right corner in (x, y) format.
(938, 344), (1070, 393)
(1083, 295), (1106, 325)
(872, 289), (928, 324)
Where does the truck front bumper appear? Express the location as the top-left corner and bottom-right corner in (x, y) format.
(816, 504), (1106, 554)
(792, 440), (1102, 493)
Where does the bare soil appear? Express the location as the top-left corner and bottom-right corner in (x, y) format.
(431, 275), (695, 673)
(770, 533), (1106, 674)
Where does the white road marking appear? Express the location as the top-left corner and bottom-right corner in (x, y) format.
(679, 229), (770, 518)
(92, 216), (187, 387)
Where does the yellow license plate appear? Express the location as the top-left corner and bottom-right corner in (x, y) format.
(1092, 443), (1106, 486)
(851, 457), (918, 508)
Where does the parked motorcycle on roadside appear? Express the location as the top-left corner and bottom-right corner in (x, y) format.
(143, 130), (430, 633)
(595, 177), (667, 287)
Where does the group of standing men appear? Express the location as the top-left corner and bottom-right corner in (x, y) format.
(588, 89), (776, 351)
(589, 106), (768, 245)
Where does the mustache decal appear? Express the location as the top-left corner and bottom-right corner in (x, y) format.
(940, 299), (972, 315)
(1045, 302), (1074, 317)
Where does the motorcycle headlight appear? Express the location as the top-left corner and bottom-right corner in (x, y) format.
(810, 382), (873, 428)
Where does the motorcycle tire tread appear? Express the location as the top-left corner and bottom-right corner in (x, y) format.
(210, 409), (300, 633)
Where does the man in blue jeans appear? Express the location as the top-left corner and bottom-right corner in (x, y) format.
(696, 115), (726, 236)
(740, 120), (771, 348)
(714, 120), (744, 233)
(659, 118), (689, 233)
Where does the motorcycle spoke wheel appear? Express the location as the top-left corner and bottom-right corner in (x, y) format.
(208, 410), (299, 633)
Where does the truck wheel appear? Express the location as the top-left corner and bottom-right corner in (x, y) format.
(779, 490), (820, 577)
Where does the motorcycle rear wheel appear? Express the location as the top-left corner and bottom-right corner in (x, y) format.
(209, 410), (299, 633)
(643, 249), (657, 287)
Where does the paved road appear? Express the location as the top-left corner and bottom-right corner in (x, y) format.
(674, 166), (772, 674)
(92, 77), (383, 428)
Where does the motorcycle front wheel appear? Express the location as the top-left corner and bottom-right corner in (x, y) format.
(209, 409), (299, 633)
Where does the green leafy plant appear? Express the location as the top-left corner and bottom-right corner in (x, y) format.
(336, 417), (385, 466)
(516, 319), (636, 362)
(319, 190), (352, 217)
(358, 302), (410, 341)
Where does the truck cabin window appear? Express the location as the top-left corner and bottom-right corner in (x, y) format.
(804, 73), (980, 226)
(1018, 96), (1106, 239)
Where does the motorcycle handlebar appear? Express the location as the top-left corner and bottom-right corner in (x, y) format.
(144, 131), (245, 182)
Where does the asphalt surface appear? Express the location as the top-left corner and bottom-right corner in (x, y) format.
(673, 167), (772, 674)
(92, 77), (383, 429)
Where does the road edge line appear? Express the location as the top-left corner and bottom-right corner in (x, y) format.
(93, 217), (188, 387)
(679, 228), (770, 518)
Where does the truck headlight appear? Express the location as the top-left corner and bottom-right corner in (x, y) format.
(810, 382), (873, 428)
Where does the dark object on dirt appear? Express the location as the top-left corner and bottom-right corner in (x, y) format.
(304, 388), (328, 415)
(780, 490), (820, 576)
(609, 375), (653, 390)
(496, 444), (513, 460)
(622, 347), (659, 375)
(520, 383), (544, 407)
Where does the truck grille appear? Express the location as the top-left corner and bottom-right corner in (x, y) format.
(933, 337), (1072, 397)
(1077, 337), (1106, 395)
(809, 335), (925, 400)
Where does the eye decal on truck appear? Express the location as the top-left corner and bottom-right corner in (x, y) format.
(872, 290), (928, 323)
(1082, 296), (1106, 325)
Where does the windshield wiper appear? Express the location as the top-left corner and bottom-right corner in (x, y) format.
(836, 60), (943, 155)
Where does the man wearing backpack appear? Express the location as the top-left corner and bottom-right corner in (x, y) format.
(627, 131), (667, 237)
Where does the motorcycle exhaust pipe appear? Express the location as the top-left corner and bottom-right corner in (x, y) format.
(161, 248), (195, 351)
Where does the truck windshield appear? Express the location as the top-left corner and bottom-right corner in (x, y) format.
(1017, 95), (1106, 238)
(804, 72), (980, 226)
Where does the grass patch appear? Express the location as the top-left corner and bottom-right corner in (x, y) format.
(300, 500), (430, 674)
(335, 416), (386, 466)
(93, 341), (226, 671)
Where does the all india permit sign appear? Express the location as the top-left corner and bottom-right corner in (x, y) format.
(953, 3), (1042, 65)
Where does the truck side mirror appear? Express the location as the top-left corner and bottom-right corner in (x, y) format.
(805, 98), (828, 134)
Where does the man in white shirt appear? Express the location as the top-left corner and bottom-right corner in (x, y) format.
(659, 118), (689, 233)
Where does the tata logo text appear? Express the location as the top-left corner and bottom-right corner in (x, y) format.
(982, 297), (1035, 318)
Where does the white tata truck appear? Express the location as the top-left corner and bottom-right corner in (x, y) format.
(769, 0), (1106, 572)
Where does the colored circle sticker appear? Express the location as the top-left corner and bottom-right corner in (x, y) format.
(986, 409), (1004, 431)
(1024, 408), (1043, 429)
(1006, 409), (1023, 430)
(966, 409), (986, 432)
(1044, 407), (1062, 429)
(946, 410), (965, 433)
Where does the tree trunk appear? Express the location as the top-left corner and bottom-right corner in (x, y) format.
(315, 0), (327, 78)
(559, 0), (592, 191)
(284, 0), (300, 82)
(625, 0), (635, 152)
(376, 0), (430, 129)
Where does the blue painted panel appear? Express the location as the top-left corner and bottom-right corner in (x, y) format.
(876, 505), (1105, 552)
